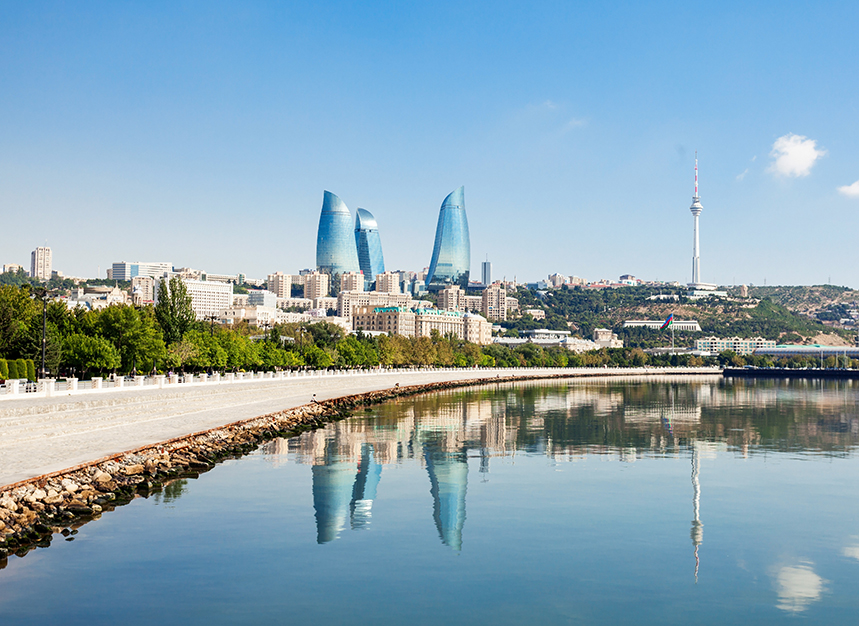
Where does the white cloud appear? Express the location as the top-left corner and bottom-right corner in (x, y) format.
(768, 133), (826, 177)
(837, 180), (859, 197)
(736, 168), (749, 181)
(560, 117), (587, 134)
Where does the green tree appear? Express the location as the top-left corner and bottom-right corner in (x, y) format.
(63, 334), (121, 378)
(302, 344), (333, 368)
(26, 359), (36, 381)
(0, 359), (7, 378)
(154, 276), (194, 345)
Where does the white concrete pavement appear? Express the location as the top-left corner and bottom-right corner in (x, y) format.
(0, 367), (720, 488)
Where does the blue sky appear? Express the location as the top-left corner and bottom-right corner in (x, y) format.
(2, 1), (858, 286)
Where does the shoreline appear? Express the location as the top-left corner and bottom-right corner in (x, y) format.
(0, 368), (720, 566)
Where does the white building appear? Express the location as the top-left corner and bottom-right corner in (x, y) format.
(624, 320), (702, 332)
(111, 261), (173, 281)
(131, 276), (155, 305)
(266, 272), (292, 298)
(593, 328), (624, 348)
(337, 290), (415, 318)
(156, 277), (232, 320)
(695, 336), (775, 355)
(375, 271), (401, 294)
(482, 283), (507, 321)
(340, 271), (365, 293)
(30, 247), (52, 280)
(304, 272), (330, 301)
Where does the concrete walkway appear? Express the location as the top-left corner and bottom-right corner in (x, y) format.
(0, 367), (720, 488)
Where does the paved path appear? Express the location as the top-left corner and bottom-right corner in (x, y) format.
(0, 368), (720, 488)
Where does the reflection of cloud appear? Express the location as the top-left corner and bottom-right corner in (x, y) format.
(842, 540), (859, 561)
(774, 561), (827, 613)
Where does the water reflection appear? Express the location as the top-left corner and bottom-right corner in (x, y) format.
(774, 561), (827, 613)
(263, 378), (859, 553)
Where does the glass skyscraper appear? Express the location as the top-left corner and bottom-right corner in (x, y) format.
(316, 191), (360, 287)
(426, 186), (470, 290)
(354, 208), (385, 284)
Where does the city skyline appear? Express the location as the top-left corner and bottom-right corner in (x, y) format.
(2, 2), (858, 286)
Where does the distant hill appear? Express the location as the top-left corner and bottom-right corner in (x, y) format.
(503, 286), (854, 349)
(741, 285), (859, 315)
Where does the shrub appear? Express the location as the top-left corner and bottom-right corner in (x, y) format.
(7, 360), (19, 379)
(16, 359), (27, 381)
(26, 359), (36, 381)
(0, 359), (7, 379)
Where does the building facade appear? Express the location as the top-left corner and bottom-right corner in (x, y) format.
(30, 247), (52, 280)
(131, 276), (155, 305)
(159, 278), (233, 320)
(337, 290), (415, 319)
(247, 290), (277, 308)
(304, 271), (330, 302)
(623, 320), (702, 332)
(340, 271), (365, 293)
(439, 285), (464, 312)
(111, 261), (172, 281)
(375, 271), (401, 294)
(481, 283), (507, 321)
(352, 305), (492, 344)
(695, 336), (776, 355)
(316, 191), (360, 289)
(426, 186), (470, 290)
(266, 272), (292, 298)
(354, 208), (385, 285)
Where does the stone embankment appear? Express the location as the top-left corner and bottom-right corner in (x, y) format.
(0, 372), (544, 565)
(0, 368), (721, 567)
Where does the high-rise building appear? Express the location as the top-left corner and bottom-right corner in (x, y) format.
(304, 271), (330, 302)
(354, 208), (385, 286)
(155, 277), (232, 320)
(481, 258), (492, 286)
(426, 186), (470, 290)
(266, 272), (292, 298)
(131, 276), (155, 305)
(481, 283), (507, 321)
(439, 285), (464, 312)
(316, 191), (360, 291)
(111, 261), (173, 281)
(340, 271), (365, 293)
(30, 247), (52, 280)
(375, 271), (401, 294)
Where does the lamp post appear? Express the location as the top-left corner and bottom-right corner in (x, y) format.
(31, 287), (51, 379)
(204, 314), (218, 337)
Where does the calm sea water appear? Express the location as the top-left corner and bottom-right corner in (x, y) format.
(2, 376), (859, 625)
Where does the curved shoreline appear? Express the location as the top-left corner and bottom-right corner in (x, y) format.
(0, 367), (720, 565)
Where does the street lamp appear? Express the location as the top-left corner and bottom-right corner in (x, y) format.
(31, 287), (52, 379)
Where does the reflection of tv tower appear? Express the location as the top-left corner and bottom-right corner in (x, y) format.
(690, 442), (703, 582)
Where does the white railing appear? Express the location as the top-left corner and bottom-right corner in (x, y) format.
(0, 366), (720, 401)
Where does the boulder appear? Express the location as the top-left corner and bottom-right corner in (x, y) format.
(0, 497), (17, 512)
(124, 464), (145, 476)
(93, 470), (112, 483)
(60, 479), (79, 493)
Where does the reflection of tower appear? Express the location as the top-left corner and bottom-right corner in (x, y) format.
(350, 444), (382, 530)
(312, 459), (358, 544)
(689, 154), (704, 286)
(425, 446), (468, 551)
(690, 442), (703, 582)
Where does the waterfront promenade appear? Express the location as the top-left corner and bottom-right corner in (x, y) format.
(0, 367), (720, 489)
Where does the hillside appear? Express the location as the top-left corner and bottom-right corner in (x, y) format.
(504, 286), (854, 348)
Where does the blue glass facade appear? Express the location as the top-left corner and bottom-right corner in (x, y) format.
(316, 191), (360, 286)
(426, 186), (470, 289)
(354, 208), (385, 285)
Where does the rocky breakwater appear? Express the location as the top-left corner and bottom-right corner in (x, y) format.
(0, 372), (564, 568)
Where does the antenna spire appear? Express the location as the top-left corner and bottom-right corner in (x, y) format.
(694, 151), (699, 198)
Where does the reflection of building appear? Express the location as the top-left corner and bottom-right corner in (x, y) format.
(426, 186), (470, 290)
(425, 446), (468, 551)
(350, 444), (382, 530)
(312, 458), (358, 544)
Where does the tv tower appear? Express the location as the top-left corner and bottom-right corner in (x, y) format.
(689, 153), (703, 286)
